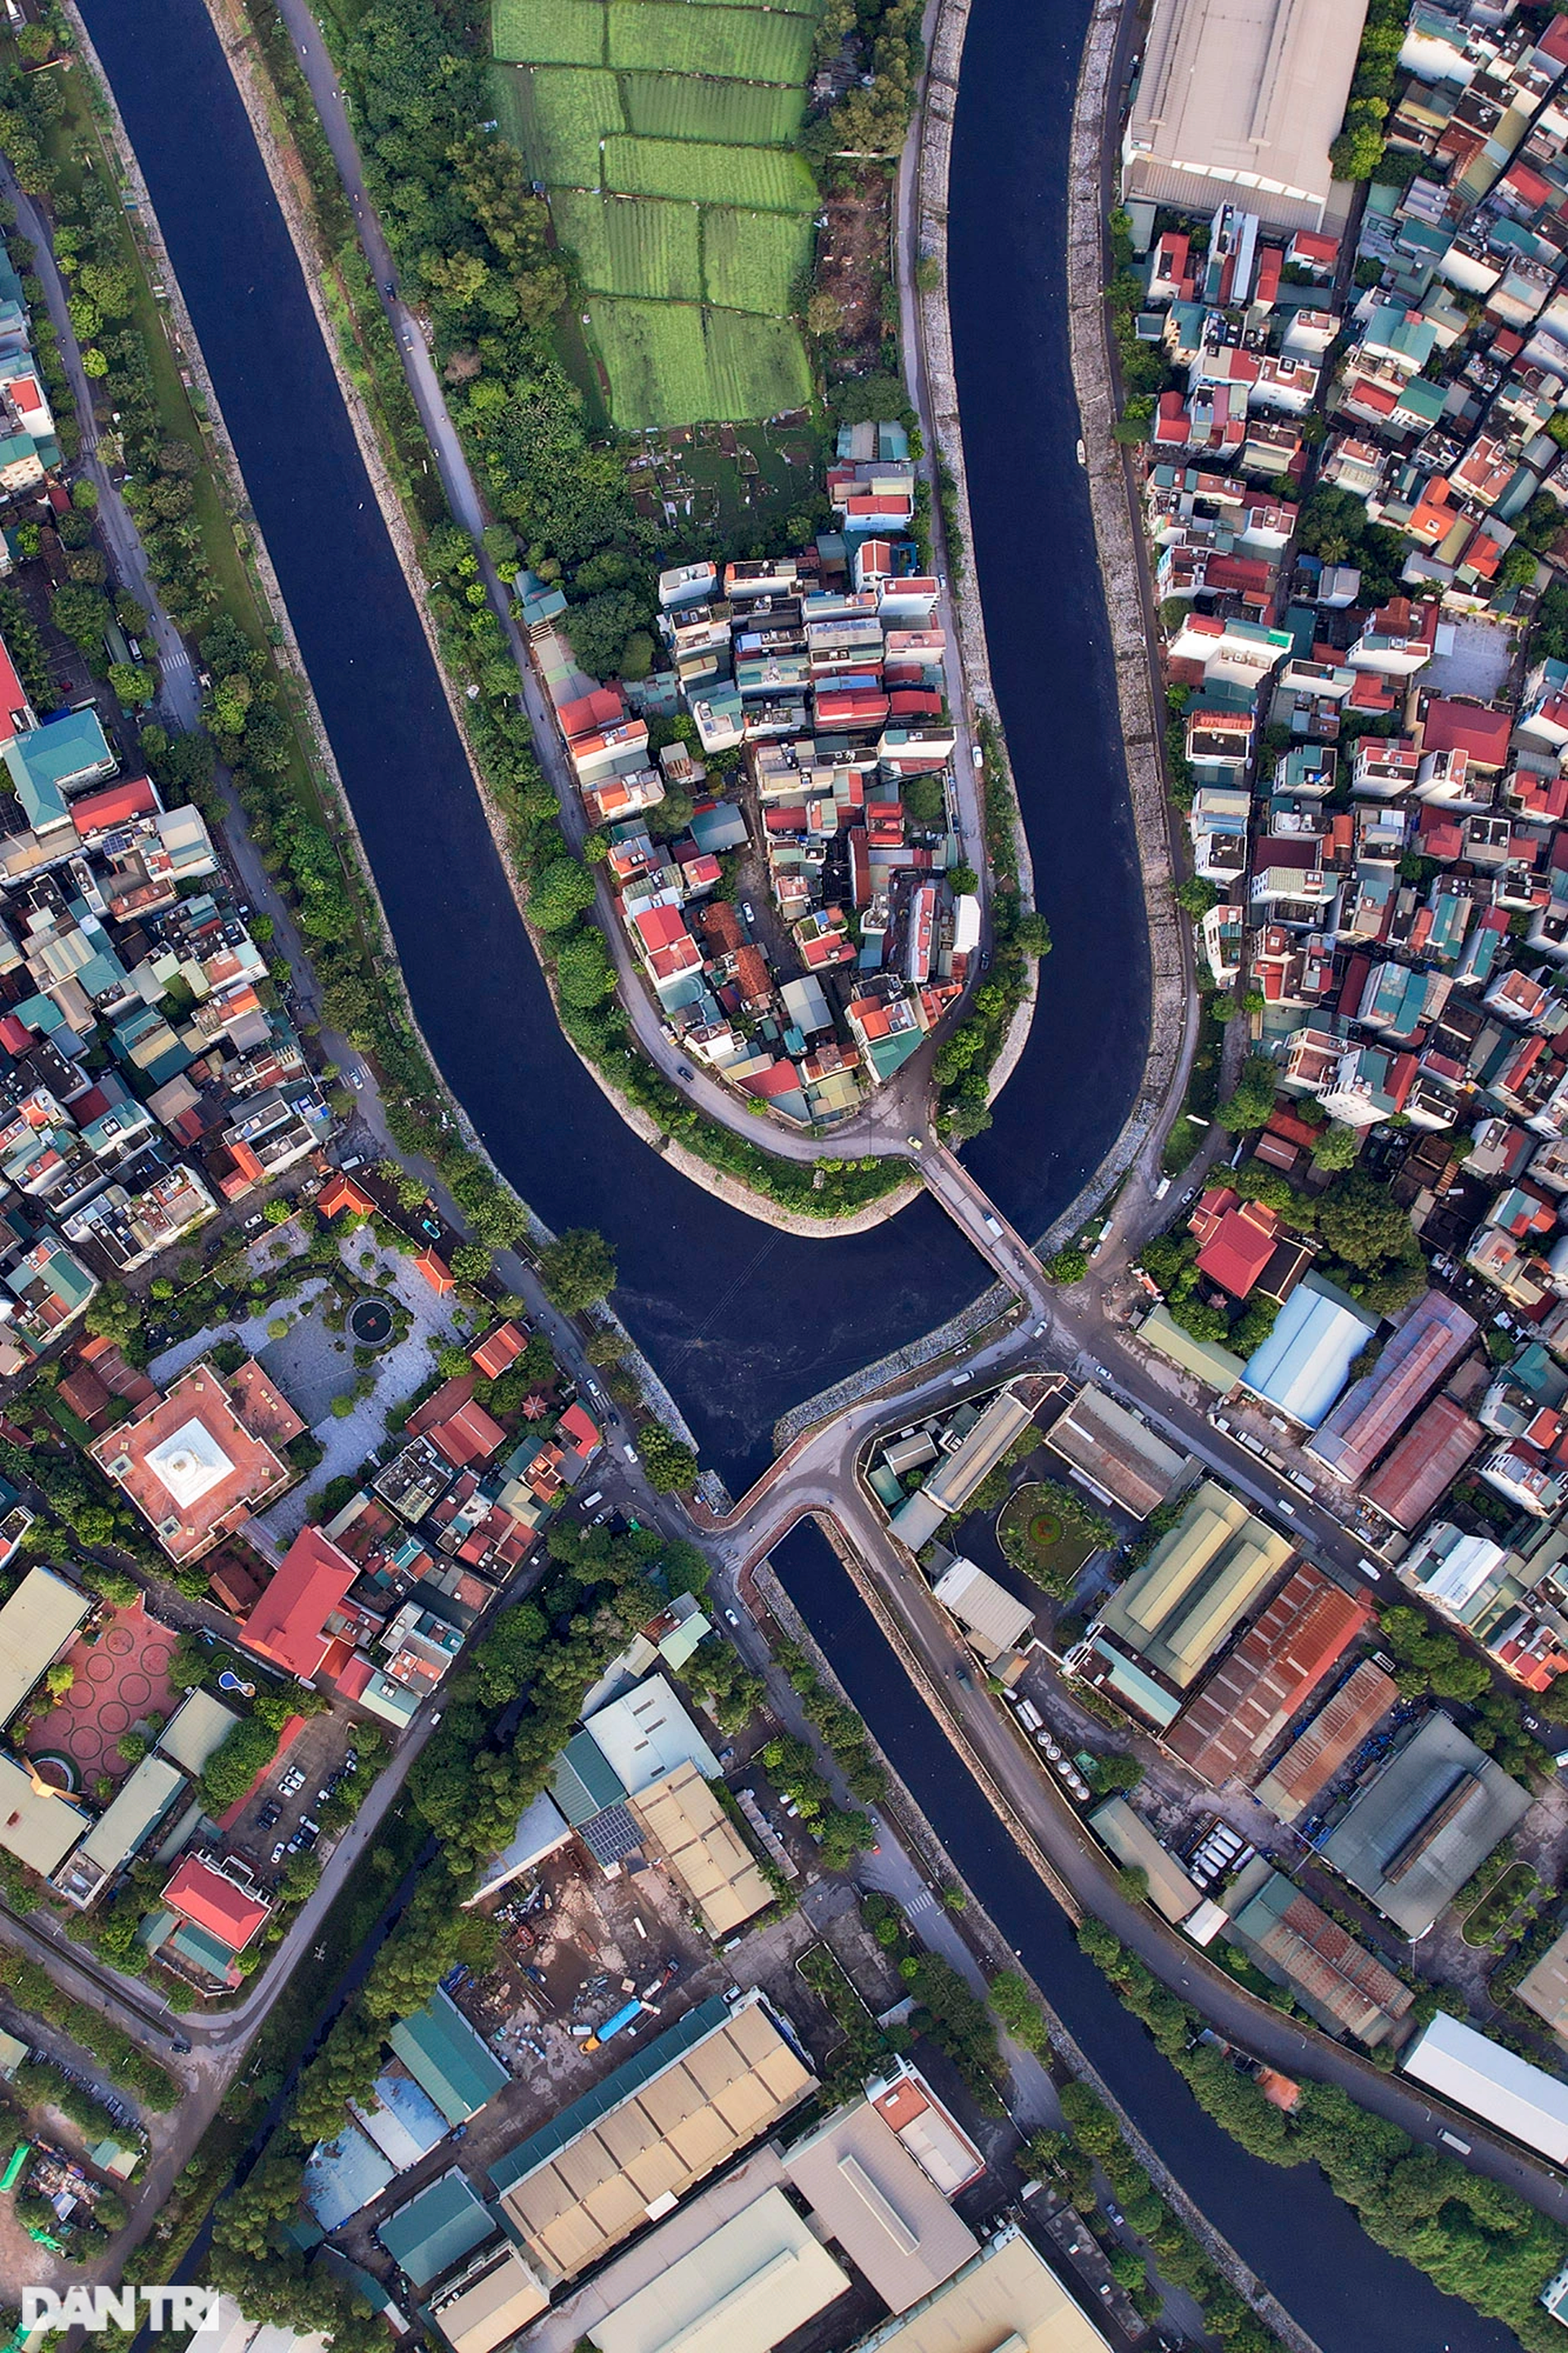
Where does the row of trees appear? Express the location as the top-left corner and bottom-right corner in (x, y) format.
(208, 1515), (769, 2332)
(1077, 1914), (1568, 2350)
(1027, 2079), (1287, 2346)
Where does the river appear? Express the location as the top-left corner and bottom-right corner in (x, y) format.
(60, 10), (1529, 2341)
(76, 0), (1146, 1486)
(771, 1520), (1515, 2353)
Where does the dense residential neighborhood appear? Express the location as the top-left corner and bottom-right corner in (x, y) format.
(519, 427), (978, 1125)
(32, 0), (1568, 2335)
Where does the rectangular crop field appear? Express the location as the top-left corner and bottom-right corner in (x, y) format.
(705, 306), (810, 416)
(589, 296), (810, 423)
(662, 0), (818, 13)
(492, 0), (605, 60)
(510, 67), (622, 188)
(553, 189), (703, 298)
(603, 134), (816, 210)
(589, 299), (714, 425)
(619, 74), (804, 145)
(702, 206), (813, 311)
(606, 2), (813, 82)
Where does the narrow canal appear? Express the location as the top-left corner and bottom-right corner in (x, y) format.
(78, 0), (1145, 1485)
(771, 1520), (1516, 2353)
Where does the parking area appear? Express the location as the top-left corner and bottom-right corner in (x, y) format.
(218, 1708), (365, 1889)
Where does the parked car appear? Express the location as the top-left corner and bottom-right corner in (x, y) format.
(270, 1842), (286, 1864)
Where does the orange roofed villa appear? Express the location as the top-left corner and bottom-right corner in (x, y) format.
(88, 1357), (305, 1563)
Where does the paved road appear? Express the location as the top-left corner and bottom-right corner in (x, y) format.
(718, 1455), (1568, 2232)
(893, 0), (986, 893)
(2, 169), (200, 734)
(258, 0), (942, 1170)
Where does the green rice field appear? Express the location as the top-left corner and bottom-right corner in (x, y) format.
(489, 0), (821, 424)
(588, 299), (810, 426)
(501, 66), (620, 187)
(552, 189), (704, 300)
(620, 73), (803, 145)
(605, 1), (813, 79)
(492, 0), (604, 63)
(604, 135), (816, 209)
(702, 207), (813, 312)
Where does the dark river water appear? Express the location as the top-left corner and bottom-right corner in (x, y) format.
(773, 1519), (1517, 2353)
(78, 0), (1147, 1488)
(69, 1), (1533, 2339)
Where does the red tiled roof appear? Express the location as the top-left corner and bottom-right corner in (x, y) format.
(1363, 1394), (1482, 1529)
(1422, 697), (1512, 766)
(0, 631), (29, 746)
(318, 1171), (376, 1220)
(163, 1856), (270, 1953)
(71, 776), (159, 836)
(741, 1058), (802, 1099)
(408, 1374), (477, 1437)
(635, 903), (691, 952)
(243, 1528), (357, 1680)
(557, 686), (625, 741)
(1196, 1200), (1281, 1300)
(470, 1321), (526, 1379)
(1167, 1566), (1373, 1789)
(428, 1397), (507, 1468)
(416, 1248), (454, 1295)
(336, 1652), (375, 1703)
(559, 1401), (600, 1459)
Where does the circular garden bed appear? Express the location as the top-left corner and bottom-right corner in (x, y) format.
(996, 1481), (1105, 1595)
(347, 1296), (396, 1348)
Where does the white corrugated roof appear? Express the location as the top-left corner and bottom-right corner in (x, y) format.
(587, 2188), (847, 2353)
(1403, 2013), (1568, 2164)
(932, 1558), (1036, 1656)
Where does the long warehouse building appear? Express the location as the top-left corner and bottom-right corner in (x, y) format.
(1402, 2013), (1568, 2164)
(1122, 0), (1368, 234)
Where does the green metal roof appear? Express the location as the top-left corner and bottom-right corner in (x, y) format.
(386, 1990), (509, 2128)
(377, 2169), (493, 2288)
(550, 1730), (626, 1825)
(168, 1918), (236, 1975)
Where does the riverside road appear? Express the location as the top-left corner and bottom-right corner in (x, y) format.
(63, 0), (1526, 2344)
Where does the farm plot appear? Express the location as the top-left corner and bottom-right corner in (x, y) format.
(704, 307), (811, 417)
(620, 74), (804, 145)
(589, 300), (715, 425)
(702, 207), (813, 312)
(492, 0), (606, 60)
(604, 134), (816, 210)
(504, 67), (622, 188)
(554, 189), (703, 299)
(589, 297), (810, 422)
(607, 1), (814, 81)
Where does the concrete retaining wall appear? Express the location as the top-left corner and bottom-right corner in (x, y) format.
(1054, 0), (1192, 1250)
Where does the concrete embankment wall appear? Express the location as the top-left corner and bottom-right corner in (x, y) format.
(1056, 0), (1192, 1241)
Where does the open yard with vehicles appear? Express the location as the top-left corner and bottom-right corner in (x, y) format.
(489, 0), (820, 424)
